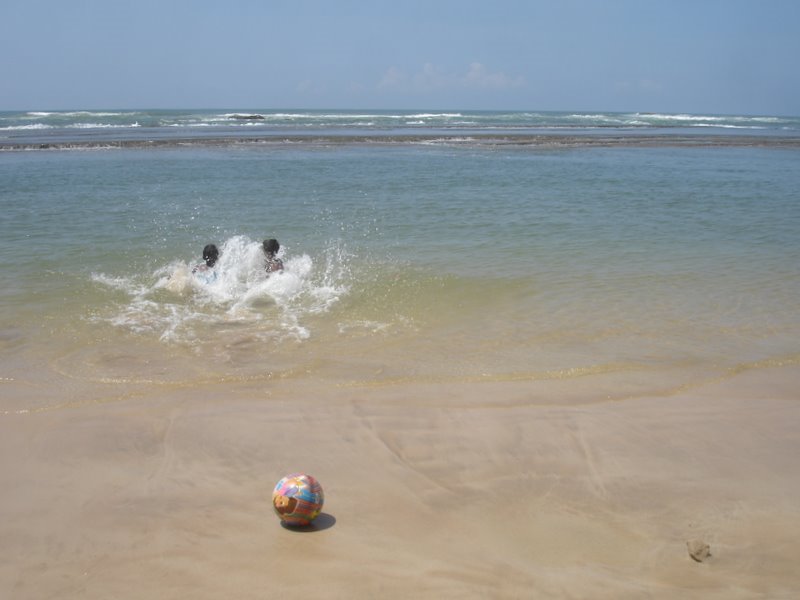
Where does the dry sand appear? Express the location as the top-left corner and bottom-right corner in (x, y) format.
(2, 366), (799, 598)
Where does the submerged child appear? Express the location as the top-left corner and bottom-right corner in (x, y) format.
(192, 243), (219, 274)
(263, 238), (284, 274)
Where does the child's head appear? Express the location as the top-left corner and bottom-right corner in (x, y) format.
(203, 244), (219, 267)
(263, 238), (280, 256)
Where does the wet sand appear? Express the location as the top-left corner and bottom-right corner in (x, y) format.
(1, 365), (799, 598)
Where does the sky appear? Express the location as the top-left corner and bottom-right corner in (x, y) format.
(2, 0), (799, 115)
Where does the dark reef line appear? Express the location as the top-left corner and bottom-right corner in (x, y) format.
(3, 133), (800, 152)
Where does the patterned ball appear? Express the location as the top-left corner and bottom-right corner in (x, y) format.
(273, 473), (324, 526)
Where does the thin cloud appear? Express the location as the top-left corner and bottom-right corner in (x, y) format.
(614, 79), (664, 94)
(379, 62), (525, 93)
(463, 62), (525, 89)
(379, 66), (409, 89)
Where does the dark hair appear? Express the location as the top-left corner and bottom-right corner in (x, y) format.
(203, 244), (219, 267)
(263, 238), (280, 256)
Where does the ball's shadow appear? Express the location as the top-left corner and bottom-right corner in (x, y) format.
(280, 512), (336, 533)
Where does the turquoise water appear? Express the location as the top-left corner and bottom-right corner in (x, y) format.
(2, 112), (800, 407)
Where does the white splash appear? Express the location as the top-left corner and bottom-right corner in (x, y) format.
(93, 235), (350, 344)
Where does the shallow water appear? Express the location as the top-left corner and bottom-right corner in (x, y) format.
(2, 135), (799, 411)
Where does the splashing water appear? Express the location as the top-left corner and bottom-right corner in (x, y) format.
(91, 236), (350, 344)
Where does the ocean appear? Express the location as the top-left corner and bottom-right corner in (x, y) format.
(1, 109), (799, 413)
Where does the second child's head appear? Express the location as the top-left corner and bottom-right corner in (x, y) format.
(263, 238), (280, 257)
(203, 244), (219, 267)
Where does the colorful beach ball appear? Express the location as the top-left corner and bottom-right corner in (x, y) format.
(272, 473), (324, 526)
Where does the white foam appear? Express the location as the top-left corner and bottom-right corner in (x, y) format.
(0, 123), (53, 130)
(27, 111), (130, 118)
(416, 137), (477, 145)
(94, 236), (350, 344)
(407, 113), (463, 118)
(66, 122), (140, 129)
(92, 272), (149, 296)
(638, 113), (725, 122)
(216, 112), (465, 122)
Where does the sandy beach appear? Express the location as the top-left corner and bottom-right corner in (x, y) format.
(3, 0), (800, 590)
(2, 364), (799, 599)
(3, 108), (799, 598)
